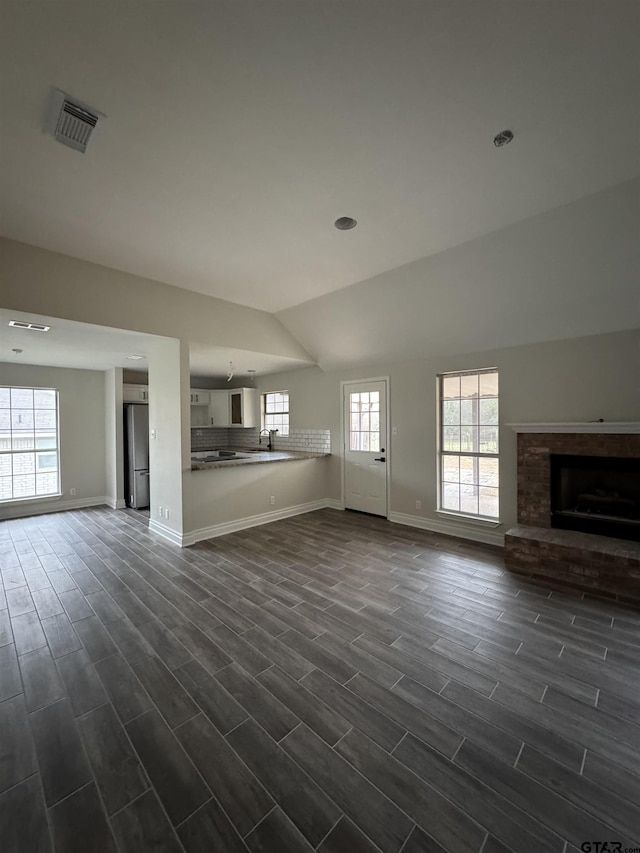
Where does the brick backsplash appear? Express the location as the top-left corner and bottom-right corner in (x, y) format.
(190, 426), (330, 453)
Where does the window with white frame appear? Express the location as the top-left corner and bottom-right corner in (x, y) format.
(438, 369), (499, 519)
(263, 391), (289, 436)
(0, 387), (60, 502)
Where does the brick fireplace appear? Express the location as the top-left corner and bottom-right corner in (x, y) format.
(505, 423), (640, 603)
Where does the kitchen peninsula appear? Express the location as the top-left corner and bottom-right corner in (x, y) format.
(191, 448), (329, 470)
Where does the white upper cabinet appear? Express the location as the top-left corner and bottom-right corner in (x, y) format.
(189, 387), (257, 428)
(209, 390), (231, 426)
(229, 388), (257, 428)
(190, 389), (210, 406)
(123, 384), (149, 403)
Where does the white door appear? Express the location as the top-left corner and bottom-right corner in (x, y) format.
(343, 380), (388, 516)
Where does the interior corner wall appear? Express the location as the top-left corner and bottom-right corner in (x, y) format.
(253, 329), (640, 545)
(0, 362), (107, 519)
(104, 367), (124, 509)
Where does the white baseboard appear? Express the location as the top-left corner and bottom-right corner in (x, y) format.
(324, 498), (345, 511)
(0, 496), (110, 521)
(148, 519), (185, 547)
(105, 497), (127, 510)
(388, 511), (505, 547)
(183, 499), (343, 546)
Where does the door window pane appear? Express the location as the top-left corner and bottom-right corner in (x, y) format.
(349, 391), (381, 452)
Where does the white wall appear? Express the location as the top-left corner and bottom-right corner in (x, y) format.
(254, 329), (640, 544)
(0, 236), (313, 362)
(147, 339), (191, 542)
(187, 458), (332, 541)
(0, 362), (107, 519)
(277, 179), (640, 371)
(104, 367), (124, 509)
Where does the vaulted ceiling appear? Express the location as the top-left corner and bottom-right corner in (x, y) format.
(1, 1), (637, 315)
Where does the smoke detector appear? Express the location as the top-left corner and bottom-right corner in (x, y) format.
(493, 129), (514, 148)
(335, 216), (357, 231)
(47, 89), (104, 153)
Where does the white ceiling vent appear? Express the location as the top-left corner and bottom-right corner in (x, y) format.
(47, 89), (104, 153)
(8, 320), (51, 331)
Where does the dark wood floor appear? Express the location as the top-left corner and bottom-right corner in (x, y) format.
(1, 507), (639, 853)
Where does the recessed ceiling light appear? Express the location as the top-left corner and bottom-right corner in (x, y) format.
(8, 320), (51, 331)
(126, 354), (146, 360)
(493, 129), (514, 147)
(334, 216), (357, 230)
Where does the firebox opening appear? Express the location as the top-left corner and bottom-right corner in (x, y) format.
(550, 454), (640, 542)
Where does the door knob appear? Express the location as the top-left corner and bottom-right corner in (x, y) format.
(374, 456), (386, 462)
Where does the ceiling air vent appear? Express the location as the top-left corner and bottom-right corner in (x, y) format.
(47, 89), (104, 153)
(8, 320), (51, 331)
(55, 99), (98, 152)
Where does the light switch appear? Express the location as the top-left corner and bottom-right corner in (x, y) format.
(151, 428), (157, 439)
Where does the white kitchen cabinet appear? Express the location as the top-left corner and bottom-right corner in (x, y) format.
(190, 389), (210, 406)
(190, 390), (211, 427)
(123, 384), (149, 403)
(209, 390), (231, 426)
(229, 388), (257, 428)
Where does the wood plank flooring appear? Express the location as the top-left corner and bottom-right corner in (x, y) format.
(1, 506), (639, 852)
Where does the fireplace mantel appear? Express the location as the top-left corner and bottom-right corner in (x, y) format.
(508, 422), (640, 434)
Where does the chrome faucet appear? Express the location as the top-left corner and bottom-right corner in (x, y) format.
(259, 428), (274, 450)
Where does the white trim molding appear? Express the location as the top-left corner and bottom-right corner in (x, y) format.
(148, 519), (185, 547)
(389, 511), (505, 547)
(508, 422), (640, 434)
(105, 497), (127, 510)
(0, 496), (110, 521)
(181, 498), (344, 547)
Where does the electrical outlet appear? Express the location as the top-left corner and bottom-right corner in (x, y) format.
(416, 500), (422, 510)
(270, 495), (276, 506)
(158, 506), (163, 518)
(151, 428), (157, 439)
(70, 488), (76, 496)
(165, 508), (170, 519)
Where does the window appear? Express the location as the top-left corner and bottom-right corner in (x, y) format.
(349, 390), (380, 452)
(263, 391), (289, 436)
(438, 369), (499, 519)
(0, 387), (60, 502)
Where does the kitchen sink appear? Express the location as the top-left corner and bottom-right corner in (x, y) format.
(191, 450), (252, 463)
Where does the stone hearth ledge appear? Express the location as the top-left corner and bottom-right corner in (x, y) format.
(505, 525), (640, 603)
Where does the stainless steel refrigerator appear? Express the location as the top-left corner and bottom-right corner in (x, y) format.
(124, 403), (150, 509)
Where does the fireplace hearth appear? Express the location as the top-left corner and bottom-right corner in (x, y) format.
(550, 454), (640, 541)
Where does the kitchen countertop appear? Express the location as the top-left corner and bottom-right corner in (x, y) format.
(191, 450), (330, 470)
